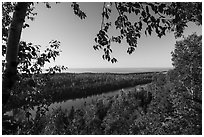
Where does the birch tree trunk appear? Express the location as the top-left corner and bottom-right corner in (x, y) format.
(2, 2), (28, 105)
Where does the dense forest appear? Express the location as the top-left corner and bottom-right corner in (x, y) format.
(2, 2), (202, 135)
(4, 72), (154, 111)
(2, 33), (202, 135)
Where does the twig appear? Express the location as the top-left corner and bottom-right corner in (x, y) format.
(101, 2), (106, 30)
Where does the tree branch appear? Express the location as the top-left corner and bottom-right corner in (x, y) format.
(101, 2), (106, 30)
(115, 2), (121, 16)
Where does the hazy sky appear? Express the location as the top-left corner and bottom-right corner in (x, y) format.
(21, 2), (202, 68)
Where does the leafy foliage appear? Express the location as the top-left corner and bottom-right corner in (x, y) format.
(94, 2), (202, 62)
(171, 33), (202, 103)
(2, 3), (68, 75)
(71, 2), (87, 19)
(15, 40), (63, 75)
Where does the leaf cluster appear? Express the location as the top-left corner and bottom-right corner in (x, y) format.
(93, 2), (202, 63)
(11, 40), (62, 75)
(71, 2), (87, 20)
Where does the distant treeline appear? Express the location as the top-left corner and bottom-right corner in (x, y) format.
(46, 72), (154, 102)
(7, 72), (155, 110)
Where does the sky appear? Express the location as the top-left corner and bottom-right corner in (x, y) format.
(20, 2), (202, 69)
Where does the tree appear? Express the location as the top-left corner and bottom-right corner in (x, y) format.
(163, 33), (202, 134)
(2, 2), (202, 105)
(2, 3), (28, 105)
(171, 33), (202, 103)
(2, 2), (85, 105)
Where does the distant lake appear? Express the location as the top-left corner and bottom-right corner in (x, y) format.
(65, 67), (173, 73)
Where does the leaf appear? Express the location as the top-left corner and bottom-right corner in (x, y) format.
(136, 33), (141, 38)
(133, 3), (140, 8)
(146, 6), (149, 14)
(109, 48), (112, 53)
(111, 58), (117, 63)
(118, 39), (121, 43)
(134, 9), (140, 15)
(105, 12), (109, 19)
(25, 23), (29, 27)
(148, 27), (152, 35)
(158, 4), (165, 13)
(45, 2), (51, 8)
(161, 19), (166, 24)
(120, 29), (124, 35)
(127, 47), (135, 54)
(141, 11), (146, 18)
(93, 45), (98, 50)
(107, 56), (110, 61)
(23, 23), (30, 28)
(150, 16), (156, 22)
(95, 38), (98, 43)
(139, 21), (142, 30)
(128, 7), (132, 13)
(102, 55), (105, 60)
